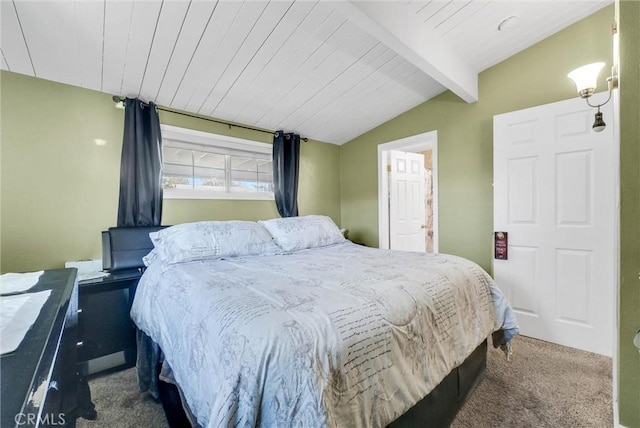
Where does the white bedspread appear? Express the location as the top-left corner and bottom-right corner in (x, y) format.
(131, 242), (516, 428)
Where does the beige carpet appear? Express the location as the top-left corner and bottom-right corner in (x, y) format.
(77, 335), (612, 428)
(77, 368), (169, 428)
(451, 336), (612, 427)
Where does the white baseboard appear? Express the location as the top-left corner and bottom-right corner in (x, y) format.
(613, 400), (625, 428)
(614, 406), (622, 427)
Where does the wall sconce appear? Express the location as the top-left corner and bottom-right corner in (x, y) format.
(566, 24), (619, 132)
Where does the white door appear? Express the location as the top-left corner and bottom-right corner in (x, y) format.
(389, 150), (426, 252)
(493, 93), (616, 356)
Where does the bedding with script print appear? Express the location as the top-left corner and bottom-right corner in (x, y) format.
(131, 242), (517, 428)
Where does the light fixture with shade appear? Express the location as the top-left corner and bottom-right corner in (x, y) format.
(567, 62), (605, 98)
(566, 23), (618, 133)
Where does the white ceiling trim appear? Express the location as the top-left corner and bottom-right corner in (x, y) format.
(332, 0), (478, 103)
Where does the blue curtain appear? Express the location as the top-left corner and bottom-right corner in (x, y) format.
(272, 131), (300, 217)
(117, 98), (163, 227)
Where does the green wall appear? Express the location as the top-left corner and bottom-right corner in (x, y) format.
(0, 72), (340, 272)
(617, 1), (640, 426)
(340, 5), (614, 273)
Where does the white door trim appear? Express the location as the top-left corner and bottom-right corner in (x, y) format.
(611, 89), (621, 428)
(377, 130), (438, 251)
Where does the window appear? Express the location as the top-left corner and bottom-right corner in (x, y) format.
(161, 125), (274, 200)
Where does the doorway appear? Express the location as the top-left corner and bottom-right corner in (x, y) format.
(377, 131), (438, 252)
(493, 92), (617, 357)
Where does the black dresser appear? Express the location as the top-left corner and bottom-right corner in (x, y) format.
(1, 269), (95, 428)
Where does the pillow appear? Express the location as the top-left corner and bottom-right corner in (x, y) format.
(150, 221), (280, 264)
(259, 215), (346, 252)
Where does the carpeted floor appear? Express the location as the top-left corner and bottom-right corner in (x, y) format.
(77, 368), (169, 428)
(77, 335), (612, 428)
(450, 336), (612, 428)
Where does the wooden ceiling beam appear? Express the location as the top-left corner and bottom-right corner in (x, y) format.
(332, 1), (479, 103)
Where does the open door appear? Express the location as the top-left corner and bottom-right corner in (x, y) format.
(377, 131), (438, 252)
(389, 150), (426, 252)
(493, 93), (616, 356)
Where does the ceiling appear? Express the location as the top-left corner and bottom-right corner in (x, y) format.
(1, 0), (612, 145)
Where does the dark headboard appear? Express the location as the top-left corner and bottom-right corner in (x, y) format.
(102, 226), (167, 272)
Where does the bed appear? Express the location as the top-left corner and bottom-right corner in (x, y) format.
(113, 216), (517, 427)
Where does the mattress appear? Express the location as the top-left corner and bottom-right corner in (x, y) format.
(131, 242), (517, 427)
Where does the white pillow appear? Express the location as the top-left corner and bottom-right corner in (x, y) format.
(259, 215), (346, 252)
(150, 221), (280, 264)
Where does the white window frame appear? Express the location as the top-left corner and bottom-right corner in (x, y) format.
(161, 124), (274, 201)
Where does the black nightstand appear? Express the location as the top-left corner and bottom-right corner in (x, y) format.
(78, 269), (142, 377)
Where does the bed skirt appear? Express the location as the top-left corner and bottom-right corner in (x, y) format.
(136, 329), (487, 427)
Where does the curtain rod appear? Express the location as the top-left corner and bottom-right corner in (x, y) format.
(112, 96), (308, 142)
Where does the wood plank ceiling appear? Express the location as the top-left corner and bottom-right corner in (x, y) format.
(1, 0), (612, 145)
